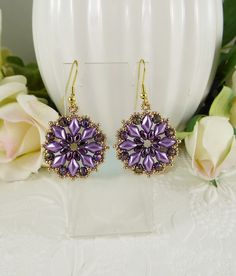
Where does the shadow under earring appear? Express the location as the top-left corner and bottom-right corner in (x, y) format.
(115, 59), (180, 176)
(43, 60), (108, 178)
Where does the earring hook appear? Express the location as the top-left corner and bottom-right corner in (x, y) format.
(135, 59), (151, 111)
(65, 60), (79, 114)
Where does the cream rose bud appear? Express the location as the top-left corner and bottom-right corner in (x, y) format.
(0, 76), (59, 181)
(185, 116), (236, 181)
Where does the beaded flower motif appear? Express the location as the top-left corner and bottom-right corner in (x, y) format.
(115, 112), (178, 175)
(44, 115), (107, 178)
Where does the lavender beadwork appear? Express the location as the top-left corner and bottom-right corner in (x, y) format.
(115, 112), (179, 175)
(44, 115), (107, 178)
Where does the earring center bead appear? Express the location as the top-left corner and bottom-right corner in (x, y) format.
(143, 140), (152, 148)
(70, 142), (78, 151)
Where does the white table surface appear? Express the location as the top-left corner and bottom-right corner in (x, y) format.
(0, 149), (236, 276)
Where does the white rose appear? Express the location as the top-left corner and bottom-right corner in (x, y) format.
(0, 75), (59, 181)
(185, 116), (236, 180)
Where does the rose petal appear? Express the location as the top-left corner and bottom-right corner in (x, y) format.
(0, 151), (42, 181)
(0, 120), (31, 161)
(0, 102), (32, 123)
(0, 76), (27, 104)
(17, 94), (59, 128)
(185, 116), (235, 180)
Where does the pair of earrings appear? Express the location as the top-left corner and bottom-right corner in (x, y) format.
(44, 59), (179, 178)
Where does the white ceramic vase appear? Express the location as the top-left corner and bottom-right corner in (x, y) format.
(33, 0), (223, 142)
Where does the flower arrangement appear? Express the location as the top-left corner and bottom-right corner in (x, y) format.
(0, 15), (59, 181)
(177, 0), (236, 186)
(0, 0), (236, 185)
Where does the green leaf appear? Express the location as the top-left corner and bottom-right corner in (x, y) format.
(209, 86), (234, 117)
(28, 88), (49, 99)
(6, 56), (24, 66)
(222, 0), (236, 46)
(217, 44), (236, 86)
(185, 114), (205, 132)
(176, 131), (191, 140)
(4, 58), (44, 91)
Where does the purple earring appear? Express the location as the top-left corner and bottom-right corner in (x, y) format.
(115, 59), (180, 176)
(43, 60), (108, 178)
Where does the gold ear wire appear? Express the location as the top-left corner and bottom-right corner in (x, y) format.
(65, 60), (79, 114)
(135, 59), (151, 111)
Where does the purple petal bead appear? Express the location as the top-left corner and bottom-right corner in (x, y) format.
(141, 115), (153, 133)
(119, 131), (128, 140)
(158, 137), (176, 148)
(80, 167), (88, 176)
(81, 119), (90, 128)
(127, 124), (140, 138)
(93, 153), (102, 162)
(148, 130), (155, 140)
(60, 147), (70, 154)
(74, 133), (81, 142)
(81, 155), (95, 168)
(119, 140), (137, 151)
(66, 152), (73, 161)
(149, 146), (156, 157)
(143, 155), (154, 172)
(81, 128), (96, 141)
(69, 118), (80, 136)
(152, 143), (159, 150)
(154, 162), (162, 171)
(51, 155), (66, 168)
(73, 151), (81, 161)
(94, 133), (104, 142)
(46, 132), (54, 142)
(85, 142), (103, 153)
(52, 126), (66, 140)
(134, 137), (143, 145)
(59, 117), (69, 127)
(45, 152), (54, 161)
(78, 148), (88, 155)
(154, 122), (167, 136)
(45, 142), (62, 153)
(68, 159), (80, 176)
(141, 148), (147, 158)
(134, 145), (143, 152)
(140, 130), (147, 140)
(119, 151), (129, 161)
(66, 133), (73, 143)
(128, 151), (141, 166)
(60, 140), (69, 147)
(59, 166), (67, 176)
(156, 151), (169, 163)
